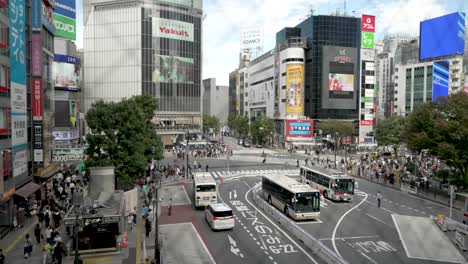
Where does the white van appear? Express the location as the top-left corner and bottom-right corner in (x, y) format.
(205, 203), (235, 230)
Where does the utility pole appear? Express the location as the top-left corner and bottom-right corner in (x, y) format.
(153, 173), (160, 264)
(334, 132), (338, 169)
(186, 129), (190, 178)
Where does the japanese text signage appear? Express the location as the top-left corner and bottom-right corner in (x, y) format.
(361, 15), (375, 32)
(152, 18), (194, 42)
(33, 79), (43, 120)
(9, 0), (26, 85)
(42, 1), (55, 33)
(54, 0), (76, 40)
(13, 150), (27, 177)
(362, 32), (375, 49)
(32, 33), (42, 76)
(34, 123), (43, 165)
(285, 120), (314, 141)
(32, 0), (42, 31)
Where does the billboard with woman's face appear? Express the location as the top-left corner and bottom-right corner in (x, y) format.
(152, 54), (194, 84)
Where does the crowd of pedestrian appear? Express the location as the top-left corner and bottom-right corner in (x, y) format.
(13, 165), (86, 264)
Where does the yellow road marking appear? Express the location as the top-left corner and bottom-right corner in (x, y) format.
(83, 256), (112, 264)
(4, 219), (38, 254)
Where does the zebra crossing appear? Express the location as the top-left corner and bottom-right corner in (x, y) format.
(209, 168), (299, 179)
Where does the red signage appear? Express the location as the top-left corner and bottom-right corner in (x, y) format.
(360, 120), (374, 126)
(361, 15), (375, 32)
(33, 79), (43, 120)
(286, 120), (314, 139)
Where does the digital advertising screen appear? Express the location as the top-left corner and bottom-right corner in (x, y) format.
(285, 120), (314, 141)
(152, 54), (194, 83)
(432, 60), (450, 102)
(53, 54), (81, 91)
(328, 61), (355, 99)
(420, 12), (466, 60)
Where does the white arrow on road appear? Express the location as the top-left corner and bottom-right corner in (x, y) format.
(228, 235), (237, 247)
(229, 190), (237, 199)
(228, 235), (244, 258)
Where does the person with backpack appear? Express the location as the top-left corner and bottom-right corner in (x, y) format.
(53, 242), (65, 264)
(24, 234), (33, 259)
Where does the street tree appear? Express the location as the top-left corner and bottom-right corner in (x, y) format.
(227, 113), (249, 138)
(402, 92), (468, 188)
(203, 114), (220, 135)
(250, 115), (274, 145)
(85, 96), (164, 183)
(316, 120), (354, 137)
(375, 115), (405, 154)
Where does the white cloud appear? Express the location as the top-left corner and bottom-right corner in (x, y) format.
(203, 0), (337, 85)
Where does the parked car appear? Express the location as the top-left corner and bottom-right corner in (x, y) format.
(242, 141), (251, 148)
(238, 139), (243, 145)
(205, 203), (235, 231)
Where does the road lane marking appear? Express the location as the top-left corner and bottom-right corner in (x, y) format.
(332, 192), (369, 259)
(365, 213), (395, 229)
(364, 200), (398, 214)
(391, 214), (410, 260)
(357, 250), (378, 264)
(189, 223), (216, 264)
(4, 218), (38, 254)
(296, 219), (323, 224)
(319, 235), (378, 241)
(245, 184), (319, 264)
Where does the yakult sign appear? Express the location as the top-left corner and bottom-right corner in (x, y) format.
(153, 18), (193, 42)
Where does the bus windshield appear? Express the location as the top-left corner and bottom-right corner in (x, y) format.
(196, 184), (216, 192)
(295, 192), (320, 212)
(334, 179), (354, 193)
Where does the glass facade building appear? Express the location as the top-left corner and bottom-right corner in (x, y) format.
(84, 0), (202, 145)
(296, 15), (361, 120)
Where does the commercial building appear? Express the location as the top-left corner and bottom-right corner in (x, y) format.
(202, 78), (229, 125)
(84, 0), (203, 146)
(228, 69), (239, 114)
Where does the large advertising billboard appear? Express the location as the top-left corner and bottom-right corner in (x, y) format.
(53, 54), (81, 91)
(420, 12), (465, 60)
(152, 54), (194, 83)
(33, 79), (43, 120)
(322, 46), (358, 110)
(285, 120), (314, 141)
(152, 18), (194, 42)
(240, 25), (263, 50)
(361, 15), (375, 32)
(432, 60), (450, 102)
(54, 0), (76, 40)
(285, 64), (304, 115)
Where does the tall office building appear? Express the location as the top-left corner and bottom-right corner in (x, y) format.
(296, 15), (361, 120)
(202, 78), (229, 125)
(84, 0), (203, 145)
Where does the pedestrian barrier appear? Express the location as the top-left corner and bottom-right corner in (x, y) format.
(436, 214), (447, 232)
(251, 184), (348, 264)
(455, 229), (467, 251)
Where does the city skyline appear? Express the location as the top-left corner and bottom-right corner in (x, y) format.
(75, 0), (467, 85)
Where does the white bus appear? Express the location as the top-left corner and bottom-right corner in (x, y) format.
(262, 175), (320, 220)
(193, 172), (217, 208)
(300, 166), (355, 202)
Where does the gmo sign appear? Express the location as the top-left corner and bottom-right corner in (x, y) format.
(243, 38), (261, 45)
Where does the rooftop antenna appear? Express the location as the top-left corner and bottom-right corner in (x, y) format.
(344, 0), (346, 15)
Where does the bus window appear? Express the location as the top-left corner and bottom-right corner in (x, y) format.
(196, 184), (216, 192)
(306, 171), (312, 180)
(334, 179), (354, 193)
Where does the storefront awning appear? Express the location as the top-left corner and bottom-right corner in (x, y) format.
(14, 182), (41, 199)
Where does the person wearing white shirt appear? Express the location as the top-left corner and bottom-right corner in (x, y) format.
(69, 182), (75, 194)
(71, 174), (77, 182)
(57, 172), (63, 182)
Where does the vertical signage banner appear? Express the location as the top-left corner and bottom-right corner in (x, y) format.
(361, 15), (376, 32)
(13, 150), (27, 177)
(285, 64), (305, 115)
(33, 123), (43, 165)
(32, 0), (42, 31)
(33, 79), (43, 120)
(9, 0), (26, 85)
(32, 33), (42, 76)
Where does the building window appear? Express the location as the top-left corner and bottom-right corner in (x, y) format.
(0, 21), (7, 51)
(0, 65), (8, 92)
(0, 108), (8, 134)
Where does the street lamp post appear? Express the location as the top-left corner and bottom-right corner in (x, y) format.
(186, 130), (190, 178)
(334, 132), (338, 169)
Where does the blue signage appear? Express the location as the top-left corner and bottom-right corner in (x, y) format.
(432, 60), (450, 102)
(31, 0), (41, 31)
(54, 54), (80, 65)
(420, 12), (466, 60)
(289, 122), (311, 135)
(55, 0), (75, 19)
(9, 0), (26, 85)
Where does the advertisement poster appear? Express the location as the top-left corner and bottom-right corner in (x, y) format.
(362, 32), (375, 49)
(361, 15), (376, 32)
(13, 150), (27, 178)
(12, 115), (27, 147)
(328, 73), (354, 92)
(32, 33), (42, 76)
(285, 120), (314, 141)
(31, 0), (42, 31)
(152, 18), (194, 42)
(152, 54), (194, 83)
(285, 64), (304, 115)
(42, 1), (55, 33)
(52, 148), (85, 162)
(240, 25), (263, 50)
(432, 60), (450, 102)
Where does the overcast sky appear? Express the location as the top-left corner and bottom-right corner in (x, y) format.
(75, 0), (467, 85)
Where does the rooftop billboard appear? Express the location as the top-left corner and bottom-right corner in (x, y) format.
(420, 12), (466, 60)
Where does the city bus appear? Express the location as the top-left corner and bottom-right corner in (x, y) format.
(193, 172), (217, 208)
(262, 175), (320, 220)
(300, 166), (355, 202)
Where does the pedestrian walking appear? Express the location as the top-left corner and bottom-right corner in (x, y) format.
(377, 191), (382, 208)
(34, 223), (41, 244)
(44, 208), (51, 228)
(24, 234), (33, 259)
(168, 198), (172, 216)
(45, 226), (52, 243)
(145, 218), (151, 237)
(53, 242), (64, 264)
(0, 248), (5, 264)
(43, 241), (51, 264)
(128, 213), (134, 231)
(206, 164), (209, 172)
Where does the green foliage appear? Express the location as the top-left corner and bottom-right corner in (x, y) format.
(85, 96), (164, 183)
(316, 120), (354, 136)
(375, 116), (405, 147)
(203, 114), (220, 134)
(250, 115), (274, 145)
(402, 92), (468, 188)
(227, 112), (250, 137)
